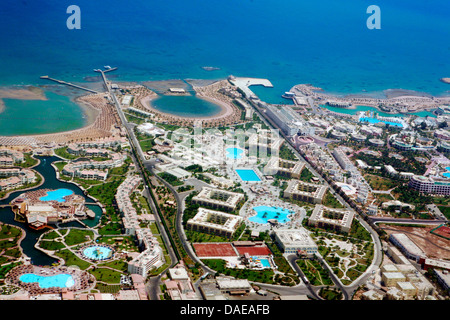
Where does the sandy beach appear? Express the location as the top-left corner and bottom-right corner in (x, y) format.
(0, 92), (120, 146)
(140, 92), (232, 121)
(138, 79), (243, 127)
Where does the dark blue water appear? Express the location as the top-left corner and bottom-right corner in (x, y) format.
(150, 94), (222, 118)
(0, 0), (448, 105)
(0, 156), (102, 265)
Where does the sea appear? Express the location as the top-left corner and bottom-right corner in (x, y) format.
(0, 0), (449, 134)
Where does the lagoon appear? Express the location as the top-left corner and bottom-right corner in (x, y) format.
(150, 94), (223, 118)
(0, 156), (103, 265)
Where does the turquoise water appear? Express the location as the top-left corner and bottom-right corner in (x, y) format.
(253, 257), (271, 268)
(322, 105), (436, 118)
(83, 246), (113, 260)
(39, 188), (74, 202)
(150, 94), (223, 118)
(359, 117), (403, 127)
(249, 206), (292, 224)
(19, 273), (75, 289)
(0, 156), (103, 266)
(0, 91), (86, 136)
(226, 147), (244, 159)
(236, 169), (261, 182)
(443, 167), (450, 178)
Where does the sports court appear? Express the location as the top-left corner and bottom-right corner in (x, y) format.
(193, 243), (237, 257)
(235, 245), (271, 256)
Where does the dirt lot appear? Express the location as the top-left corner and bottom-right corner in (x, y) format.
(380, 224), (450, 260)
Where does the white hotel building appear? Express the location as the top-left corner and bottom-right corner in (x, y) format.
(115, 175), (165, 277)
(192, 187), (245, 212)
(187, 207), (243, 239)
(272, 228), (318, 257)
(309, 204), (355, 233)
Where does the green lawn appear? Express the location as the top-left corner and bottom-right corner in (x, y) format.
(322, 191), (344, 208)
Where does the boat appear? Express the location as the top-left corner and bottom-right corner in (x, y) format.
(104, 65), (112, 69)
(282, 92), (295, 99)
(202, 66), (220, 71)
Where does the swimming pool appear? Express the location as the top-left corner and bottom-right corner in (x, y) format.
(39, 188), (74, 202)
(249, 206), (292, 224)
(254, 257), (271, 268)
(359, 117), (403, 127)
(235, 169), (261, 182)
(249, 256), (271, 268)
(82, 245), (113, 260)
(19, 273), (75, 289)
(226, 147), (244, 159)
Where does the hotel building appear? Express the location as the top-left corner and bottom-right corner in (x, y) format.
(187, 208), (243, 239)
(0, 149), (24, 166)
(283, 179), (327, 204)
(263, 157), (305, 179)
(408, 175), (450, 196)
(308, 204), (355, 233)
(116, 175), (165, 277)
(272, 228), (318, 256)
(0, 168), (36, 191)
(192, 187), (245, 212)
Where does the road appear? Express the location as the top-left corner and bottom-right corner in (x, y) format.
(236, 89), (384, 299)
(98, 69), (181, 300)
(102, 71), (384, 300)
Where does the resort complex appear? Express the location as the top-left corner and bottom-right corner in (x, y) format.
(0, 69), (449, 304)
(0, 62), (449, 304)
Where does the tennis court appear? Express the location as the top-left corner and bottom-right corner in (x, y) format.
(193, 243), (237, 257)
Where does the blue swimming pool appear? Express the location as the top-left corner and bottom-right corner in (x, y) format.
(226, 147), (244, 159)
(20, 273), (75, 289)
(82, 245), (113, 260)
(252, 256), (271, 268)
(236, 169), (261, 182)
(39, 188), (73, 202)
(249, 206), (292, 224)
(359, 117), (403, 127)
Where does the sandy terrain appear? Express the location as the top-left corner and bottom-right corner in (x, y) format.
(0, 93), (121, 146)
(380, 224), (450, 260)
(137, 80), (243, 127)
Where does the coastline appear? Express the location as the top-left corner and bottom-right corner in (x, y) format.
(0, 92), (119, 146)
(0, 86), (48, 115)
(292, 83), (450, 114)
(140, 92), (232, 121)
(74, 96), (100, 128)
(0, 86), (99, 137)
(138, 79), (242, 127)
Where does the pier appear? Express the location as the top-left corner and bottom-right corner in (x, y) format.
(39, 76), (100, 94)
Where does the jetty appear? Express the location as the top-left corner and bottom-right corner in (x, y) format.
(40, 76), (100, 94)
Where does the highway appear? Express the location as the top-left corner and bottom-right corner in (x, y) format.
(97, 68), (180, 300)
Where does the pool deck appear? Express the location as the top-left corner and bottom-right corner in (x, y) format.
(240, 193), (307, 232)
(6, 264), (94, 295)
